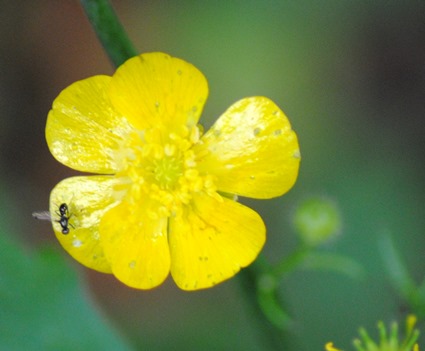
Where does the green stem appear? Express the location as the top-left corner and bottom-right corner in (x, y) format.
(80, 0), (137, 67)
(272, 245), (311, 278)
(302, 252), (365, 279)
(238, 256), (292, 350)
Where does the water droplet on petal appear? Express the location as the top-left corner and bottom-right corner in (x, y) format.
(72, 239), (83, 248)
(129, 260), (136, 269)
(253, 127), (261, 136)
(293, 150), (301, 159)
(274, 129), (282, 136)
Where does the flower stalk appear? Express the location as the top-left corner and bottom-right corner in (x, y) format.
(80, 0), (137, 67)
(239, 258), (292, 350)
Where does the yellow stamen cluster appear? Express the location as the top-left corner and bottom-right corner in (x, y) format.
(118, 124), (219, 219)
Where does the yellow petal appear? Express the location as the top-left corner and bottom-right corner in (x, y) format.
(50, 176), (123, 273)
(99, 199), (170, 289)
(46, 75), (134, 173)
(169, 194), (265, 290)
(195, 97), (300, 199)
(109, 52), (208, 131)
(325, 342), (342, 351)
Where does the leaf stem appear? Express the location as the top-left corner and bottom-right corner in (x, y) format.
(80, 0), (137, 67)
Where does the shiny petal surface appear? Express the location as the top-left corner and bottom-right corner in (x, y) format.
(100, 199), (170, 289)
(46, 75), (134, 173)
(109, 52), (208, 131)
(50, 176), (123, 273)
(195, 97), (301, 199)
(169, 194), (265, 290)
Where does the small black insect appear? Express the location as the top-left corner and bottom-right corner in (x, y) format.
(56, 203), (74, 235)
(32, 202), (75, 235)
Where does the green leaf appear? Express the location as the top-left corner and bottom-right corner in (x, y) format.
(0, 231), (133, 351)
(378, 232), (416, 299)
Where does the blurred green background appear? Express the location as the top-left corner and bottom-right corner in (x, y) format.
(1, 1), (424, 350)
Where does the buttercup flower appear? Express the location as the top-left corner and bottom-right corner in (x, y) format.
(46, 52), (300, 290)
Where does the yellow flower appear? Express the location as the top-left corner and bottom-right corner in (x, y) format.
(46, 52), (300, 290)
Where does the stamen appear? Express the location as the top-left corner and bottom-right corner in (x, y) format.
(120, 125), (218, 217)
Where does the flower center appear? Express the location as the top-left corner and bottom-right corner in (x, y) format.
(118, 125), (219, 219)
(152, 152), (183, 190)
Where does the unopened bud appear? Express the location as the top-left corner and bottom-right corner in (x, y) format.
(293, 197), (341, 246)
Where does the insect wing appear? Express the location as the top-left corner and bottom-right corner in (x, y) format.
(32, 211), (52, 222)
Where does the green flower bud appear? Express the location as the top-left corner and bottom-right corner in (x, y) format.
(293, 197), (341, 246)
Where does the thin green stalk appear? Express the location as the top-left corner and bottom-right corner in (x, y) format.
(272, 245), (310, 278)
(238, 256), (292, 350)
(80, 0), (137, 67)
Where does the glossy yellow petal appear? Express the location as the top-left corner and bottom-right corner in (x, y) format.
(195, 97), (300, 199)
(100, 199), (170, 289)
(46, 75), (134, 173)
(169, 194), (265, 290)
(325, 342), (342, 351)
(109, 52), (208, 131)
(50, 176), (123, 273)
